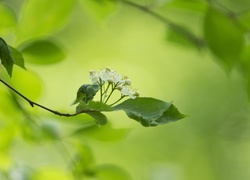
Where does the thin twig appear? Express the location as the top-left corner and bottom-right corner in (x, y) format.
(205, 0), (248, 33)
(102, 83), (111, 102)
(209, 0), (250, 17)
(0, 78), (95, 117)
(99, 79), (103, 102)
(104, 88), (115, 104)
(118, 0), (205, 48)
(55, 139), (79, 180)
(109, 95), (125, 106)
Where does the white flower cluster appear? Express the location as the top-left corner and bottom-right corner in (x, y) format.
(89, 67), (140, 99)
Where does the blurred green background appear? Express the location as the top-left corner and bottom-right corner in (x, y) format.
(1, 0), (250, 179)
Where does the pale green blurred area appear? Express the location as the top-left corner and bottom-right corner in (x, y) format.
(1, 0), (250, 180)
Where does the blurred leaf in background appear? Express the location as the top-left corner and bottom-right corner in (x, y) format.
(21, 40), (66, 65)
(0, 3), (16, 36)
(204, 7), (244, 70)
(1, 0), (250, 180)
(17, 0), (75, 43)
(78, 0), (117, 23)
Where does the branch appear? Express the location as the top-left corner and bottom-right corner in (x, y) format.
(0, 78), (95, 117)
(118, 0), (205, 48)
(205, 0), (248, 33)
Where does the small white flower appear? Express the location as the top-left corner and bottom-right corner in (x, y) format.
(121, 86), (136, 99)
(121, 86), (130, 96)
(88, 67), (139, 102)
(89, 70), (99, 83)
(124, 78), (132, 86)
(99, 67), (111, 82)
(111, 71), (122, 84)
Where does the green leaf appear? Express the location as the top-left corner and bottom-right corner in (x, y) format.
(155, 103), (187, 125)
(0, 38), (14, 77)
(79, 0), (117, 22)
(21, 40), (66, 65)
(8, 46), (25, 69)
(95, 165), (132, 180)
(17, 0), (74, 42)
(0, 4), (16, 35)
(87, 101), (113, 111)
(166, 28), (200, 48)
(86, 112), (108, 126)
(204, 8), (244, 70)
(72, 84), (100, 105)
(113, 97), (186, 127)
(76, 101), (113, 113)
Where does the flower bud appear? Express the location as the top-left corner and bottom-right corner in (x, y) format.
(134, 90), (140, 97)
(89, 70), (94, 74)
(108, 78), (114, 84)
(116, 85), (123, 90)
(124, 79), (132, 86)
(104, 67), (111, 72)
